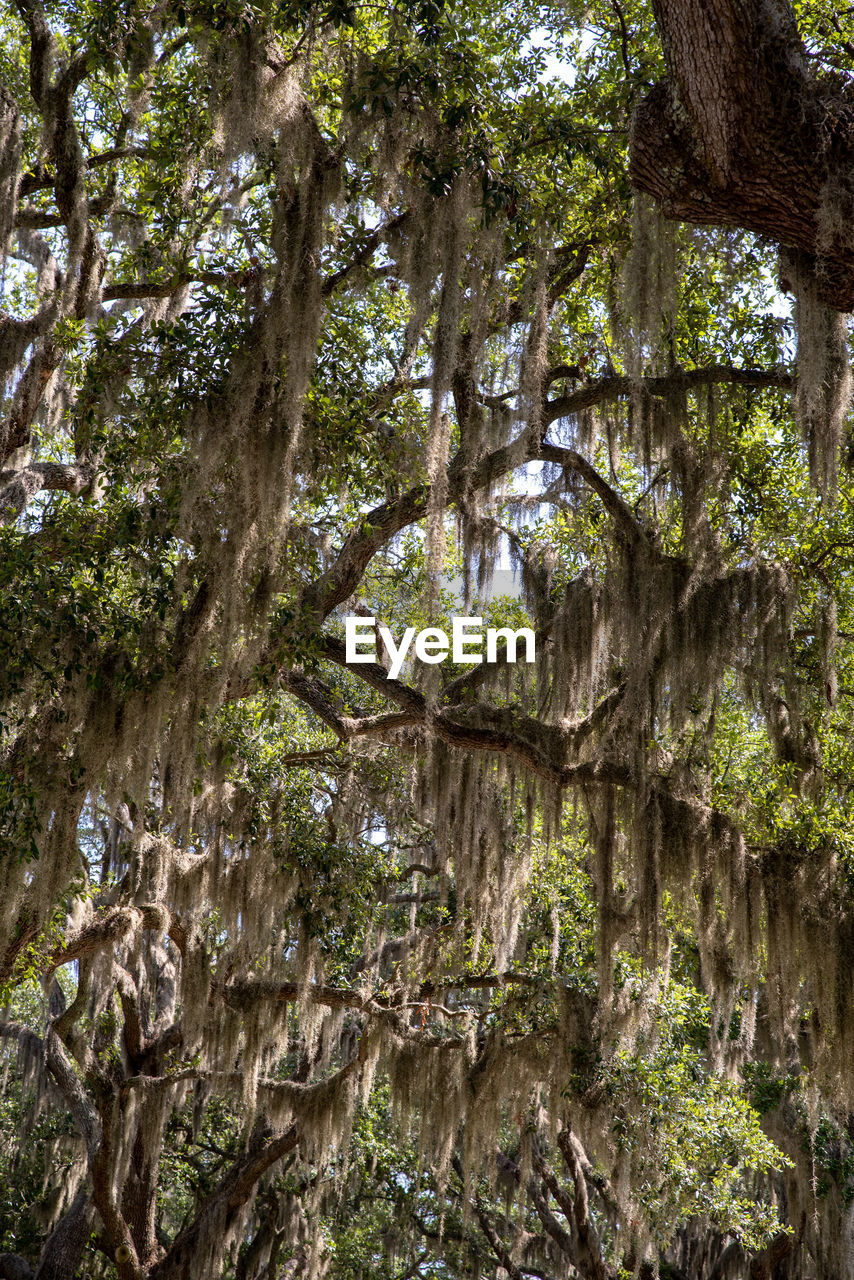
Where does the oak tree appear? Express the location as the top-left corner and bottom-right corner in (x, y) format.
(1, 2), (854, 1278)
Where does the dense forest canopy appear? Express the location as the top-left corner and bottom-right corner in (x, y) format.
(3, 0), (854, 1276)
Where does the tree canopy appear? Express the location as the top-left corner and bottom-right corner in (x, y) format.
(2, 1), (854, 1277)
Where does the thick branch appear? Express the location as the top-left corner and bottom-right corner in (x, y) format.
(222, 969), (549, 1017)
(0, 461), (96, 521)
(539, 444), (651, 546)
(630, 0), (854, 308)
(295, 426), (539, 628)
(322, 211), (410, 296)
(451, 1157), (527, 1280)
(542, 1130), (609, 1280)
(33, 1187), (97, 1280)
(0, 1257), (32, 1280)
(48, 904), (187, 975)
(288, 363), (789, 641)
(282, 652), (754, 878)
(0, 1021), (103, 1159)
(150, 1124), (299, 1280)
(544, 365), (793, 428)
(496, 1151), (576, 1262)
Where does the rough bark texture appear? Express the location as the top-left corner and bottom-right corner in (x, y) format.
(630, 0), (854, 309)
(33, 1189), (97, 1280)
(0, 86), (20, 261)
(0, 1257), (34, 1280)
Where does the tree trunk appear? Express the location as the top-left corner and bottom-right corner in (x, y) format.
(33, 1189), (97, 1280)
(0, 1257), (33, 1280)
(630, 0), (854, 310)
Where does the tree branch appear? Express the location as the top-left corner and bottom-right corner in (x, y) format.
(630, 0), (854, 308)
(539, 444), (652, 546)
(451, 1156), (527, 1280)
(47, 904), (187, 975)
(544, 365), (793, 428)
(0, 461), (96, 521)
(150, 1124), (299, 1280)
